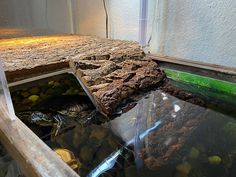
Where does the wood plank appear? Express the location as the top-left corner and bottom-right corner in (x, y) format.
(0, 99), (79, 177)
(149, 54), (236, 82)
(150, 54), (236, 75)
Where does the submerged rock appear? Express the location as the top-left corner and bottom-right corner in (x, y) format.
(208, 155), (222, 165)
(188, 147), (200, 159)
(176, 162), (192, 174)
(53, 124), (123, 175)
(54, 148), (81, 171)
(28, 95), (39, 102)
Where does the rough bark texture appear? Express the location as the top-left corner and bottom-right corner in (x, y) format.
(0, 35), (143, 74)
(0, 35), (145, 82)
(70, 56), (165, 116)
(1, 34), (165, 116)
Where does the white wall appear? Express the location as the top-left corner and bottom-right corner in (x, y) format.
(0, 0), (32, 27)
(76, 0), (140, 41)
(76, 0), (106, 37)
(107, 0), (140, 41)
(154, 0), (236, 67)
(0, 0), (73, 33)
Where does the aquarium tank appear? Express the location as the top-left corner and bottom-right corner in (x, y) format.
(0, 1), (235, 177)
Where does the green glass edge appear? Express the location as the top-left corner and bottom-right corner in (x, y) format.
(165, 69), (236, 96)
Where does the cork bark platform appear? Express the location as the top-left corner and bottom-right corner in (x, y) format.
(0, 35), (144, 82)
(70, 56), (165, 116)
(1, 35), (165, 116)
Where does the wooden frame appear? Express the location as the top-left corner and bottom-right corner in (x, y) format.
(0, 97), (79, 177)
(149, 54), (236, 82)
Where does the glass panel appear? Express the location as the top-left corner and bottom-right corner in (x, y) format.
(0, 61), (15, 120)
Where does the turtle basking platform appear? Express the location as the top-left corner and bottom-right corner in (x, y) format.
(2, 35), (165, 116)
(70, 56), (165, 116)
(1, 35), (144, 82)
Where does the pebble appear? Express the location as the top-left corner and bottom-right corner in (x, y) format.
(188, 147), (200, 159)
(176, 162), (192, 174)
(208, 155), (222, 165)
(28, 95), (39, 102)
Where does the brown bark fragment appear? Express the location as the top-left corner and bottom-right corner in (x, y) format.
(0, 35), (144, 82)
(70, 57), (165, 116)
(1, 34), (165, 116)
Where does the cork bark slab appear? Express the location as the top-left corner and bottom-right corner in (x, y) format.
(0, 34), (165, 116)
(70, 56), (165, 116)
(0, 35), (144, 82)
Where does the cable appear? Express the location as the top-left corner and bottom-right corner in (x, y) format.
(103, 0), (108, 38)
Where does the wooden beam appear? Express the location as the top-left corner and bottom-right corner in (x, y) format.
(0, 101), (79, 177)
(149, 54), (236, 75)
(149, 54), (236, 82)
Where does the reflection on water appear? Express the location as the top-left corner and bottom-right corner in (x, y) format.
(169, 79), (236, 117)
(89, 90), (236, 177)
(8, 73), (236, 177)
(51, 89), (236, 177)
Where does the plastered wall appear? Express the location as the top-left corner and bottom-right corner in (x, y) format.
(156, 0), (236, 67)
(0, 0), (32, 27)
(76, 0), (140, 41)
(0, 0), (72, 33)
(31, 0), (72, 33)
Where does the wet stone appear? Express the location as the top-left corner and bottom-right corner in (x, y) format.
(53, 124), (123, 175)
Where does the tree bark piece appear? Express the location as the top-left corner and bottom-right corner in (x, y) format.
(0, 35), (144, 82)
(70, 56), (165, 116)
(1, 34), (166, 116)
